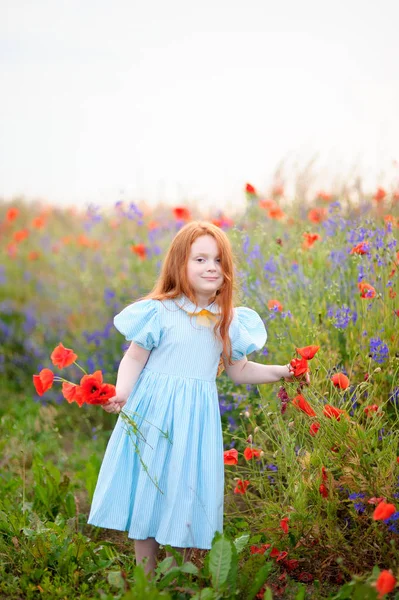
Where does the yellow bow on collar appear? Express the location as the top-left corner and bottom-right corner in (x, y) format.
(186, 308), (220, 328)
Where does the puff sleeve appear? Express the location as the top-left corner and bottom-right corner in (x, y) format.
(230, 307), (267, 361)
(113, 299), (162, 350)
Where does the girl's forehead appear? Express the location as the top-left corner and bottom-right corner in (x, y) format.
(190, 235), (219, 254)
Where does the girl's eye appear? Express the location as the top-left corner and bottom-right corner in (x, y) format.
(196, 258), (205, 263)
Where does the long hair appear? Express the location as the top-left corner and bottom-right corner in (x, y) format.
(145, 221), (236, 362)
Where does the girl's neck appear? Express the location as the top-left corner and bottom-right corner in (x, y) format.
(193, 293), (216, 309)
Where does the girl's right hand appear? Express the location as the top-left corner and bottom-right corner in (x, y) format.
(102, 395), (127, 414)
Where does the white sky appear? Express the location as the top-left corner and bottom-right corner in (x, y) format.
(1, 0), (399, 210)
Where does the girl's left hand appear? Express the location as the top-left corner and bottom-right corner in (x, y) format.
(284, 365), (310, 385)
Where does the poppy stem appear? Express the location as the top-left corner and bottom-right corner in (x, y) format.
(73, 361), (87, 375)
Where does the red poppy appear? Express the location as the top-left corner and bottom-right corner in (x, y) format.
(130, 243), (147, 259)
(268, 299), (283, 312)
(364, 404), (379, 416)
(280, 517), (289, 533)
(308, 208), (326, 223)
(244, 447), (261, 461)
(270, 547), (280, 558)
(375, 570), (396, 598)
(259, 199), (276, 210)
(321, 466), (328, 482)
(275, 551), (288, 562)
(33, 369), (54, 396)
(292, 395), (316, 417)
(302, 232), (321, 249)
(172, 206), (191, 221)
(296, 345), (320, 360)
(373, 501), (397, 521)
(331, 373), (350, 390)
(323, 404), (347, 421)
(284, 559), (299, 571)
(373, 187), (386, 202)
(32, 215), (46, 229)
(79, 371), (115, 405)
(28, 251), (41, 261)
(319, 483), (328, 498)
(6, 207), (19, 222)
(245, 183), (256, 195)
(298, 572), (314, 583)
(309, 422), (320, 436)
(62, 382), (85, 407)
(50, 343), (78, 369)
(272, 185), (284, 197)
(389, 288), (397, 299)
(13, 229), (29, 243)
(147, 220), (160, 230)
(289, 357), (309, 377)
(223, 449), (238, 465)
(97, 383), (117, 404)
(268, 206), (285, 220)
(250, 543), (271, 554)
(350, 242), (369, 255)
(358, 281), (376, 299)
(316, 191), (332, 202)
(234, 479), (250, 494)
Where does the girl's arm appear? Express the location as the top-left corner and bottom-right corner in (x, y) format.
(224, 356), (293, 385)
(102, 342), (150, 413)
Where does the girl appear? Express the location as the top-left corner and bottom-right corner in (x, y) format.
(88, 221), (300, 574)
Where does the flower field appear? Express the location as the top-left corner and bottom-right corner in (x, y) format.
(1, 183), (399, 599)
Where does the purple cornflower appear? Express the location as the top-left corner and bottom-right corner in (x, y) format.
(348, 492), (366, 500)
(266, 464), (278, 471)
(369, 337), (389, 364)
(327, 305), (357, 329)
(384, 512), (399, 534)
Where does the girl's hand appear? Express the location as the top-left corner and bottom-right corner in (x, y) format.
(102, 394), (127, 414)
(284, 365), (311, 385)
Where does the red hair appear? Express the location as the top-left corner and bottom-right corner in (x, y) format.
(144, 221), (236, 362)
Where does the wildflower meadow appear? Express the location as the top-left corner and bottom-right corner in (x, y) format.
(1, 181), (399, 599)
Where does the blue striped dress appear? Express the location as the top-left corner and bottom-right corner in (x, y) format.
(88, 295), (267, 549)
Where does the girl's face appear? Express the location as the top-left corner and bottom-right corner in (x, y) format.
(187, 235), (224, 305)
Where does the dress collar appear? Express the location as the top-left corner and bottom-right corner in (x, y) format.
(174, 295), (221, 315)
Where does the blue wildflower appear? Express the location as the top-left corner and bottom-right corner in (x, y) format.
(369, 337), (389, 364)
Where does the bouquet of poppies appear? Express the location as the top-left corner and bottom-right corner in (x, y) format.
(33, 343), (116, 405)
(33, 342), (169, 492)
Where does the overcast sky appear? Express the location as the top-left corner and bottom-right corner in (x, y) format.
(1, 0), (399, 210)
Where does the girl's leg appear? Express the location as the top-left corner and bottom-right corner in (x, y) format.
(134, 537), (160, 575)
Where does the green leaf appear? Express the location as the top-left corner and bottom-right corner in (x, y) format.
(208, 535), (233, 590)
(157, 566), (182, 589)
(191, 589), (217, 600)
(352, 583), (378, 600)
(247, 563), (272, 600)
(233, 533), (250, 554)
(263, 588), (273, 600)
(295, 585), (306, 600)
(155, 556), (174, 576)
(108, 570), (125, 590)
(180, 561), (199, 575)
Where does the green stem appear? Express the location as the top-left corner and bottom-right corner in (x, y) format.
(73, 361), (87, 375)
